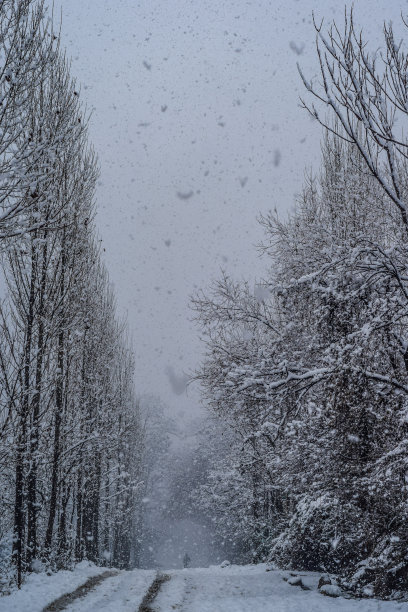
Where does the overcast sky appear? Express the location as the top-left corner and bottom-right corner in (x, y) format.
(49, 0), (406, 421)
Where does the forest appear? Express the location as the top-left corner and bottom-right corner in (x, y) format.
(0, 0), (407, 606)
(191, 10), (408, 600)
(0, 0), (156, 591)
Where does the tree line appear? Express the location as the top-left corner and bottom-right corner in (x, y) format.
(0, 0), (146, 588)
(193, 11), (408, 599)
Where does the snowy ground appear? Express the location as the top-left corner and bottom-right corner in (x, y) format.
(1, 562), (407, 611)
(0, 564), (155, 612)
(152, 565), (407, 612)
(0, 561), (108, 612)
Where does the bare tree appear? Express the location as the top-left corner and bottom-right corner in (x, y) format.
(0, 2), (147, 588)
(298, 9), (408, 230)
(0, 0), (60, 243)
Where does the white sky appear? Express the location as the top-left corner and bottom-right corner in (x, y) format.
(49, 0), (407, 420)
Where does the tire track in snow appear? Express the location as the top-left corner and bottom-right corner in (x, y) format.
(138, 573), (171, 611)
(42, 571), (118, 611)
(50, 569), (156, 612)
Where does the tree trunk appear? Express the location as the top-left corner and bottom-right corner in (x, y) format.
(13, 239), (37, 585)
(44, 234), (66, 559)
(44, 326), (64, 558)
(27, 236), (48, 568)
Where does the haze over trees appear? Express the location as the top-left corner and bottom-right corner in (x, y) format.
(192, 11), (408, 599)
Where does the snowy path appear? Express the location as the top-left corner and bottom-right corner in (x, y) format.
(0, 562), (109, 612)
(1, 563), (407, 611)
(151, 565), (407, 612)
(61, 569), (156, 612)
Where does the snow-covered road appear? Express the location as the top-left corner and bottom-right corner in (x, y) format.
(1, 563), (407, 611)
(151, 565), (406, 612)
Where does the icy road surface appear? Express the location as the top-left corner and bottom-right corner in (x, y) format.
(151, 565), (406, 612)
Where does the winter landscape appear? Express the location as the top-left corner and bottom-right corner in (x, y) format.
(1, 0), (408, 610)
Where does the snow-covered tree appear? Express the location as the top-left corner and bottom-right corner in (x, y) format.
(0, 1), (147, 588)
(193, 121), (408, 596)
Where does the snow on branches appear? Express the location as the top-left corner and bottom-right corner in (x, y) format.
(193, 11), (408, 598)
